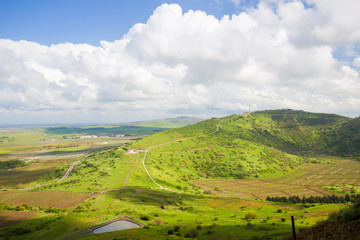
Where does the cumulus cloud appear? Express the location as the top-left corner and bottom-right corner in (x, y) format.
(1, 1), (360, 123)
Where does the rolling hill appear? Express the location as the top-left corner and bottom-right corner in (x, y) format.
(1, 109), (359, 240)
(320, 116), (360, 159)
(127, 109), (356, 192)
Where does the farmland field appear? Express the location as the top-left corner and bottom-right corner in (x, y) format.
(0, 125), (148, 188)
(194, 156), (360, 200)
(0, 191), (92, 208)
(0, 211), (38, 228)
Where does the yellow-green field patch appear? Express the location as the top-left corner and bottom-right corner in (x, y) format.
(0, 210), (38, 228)
(0, 159), (70, 188)
(0, 191), (92, 208)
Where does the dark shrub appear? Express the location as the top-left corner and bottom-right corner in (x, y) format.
(246, 223), (254, 229)
(206, 230), (214, 235)
(140, 215), (150, 221)
(10, 228), (31, 235)
(342, 203), (360, 222)
(245, 212), (257, 220)
(188, 229), (199, 238)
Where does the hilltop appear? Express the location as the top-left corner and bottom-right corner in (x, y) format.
(221, 109), (350, 155)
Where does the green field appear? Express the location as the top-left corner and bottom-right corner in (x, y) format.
(0, 110), (359, 239)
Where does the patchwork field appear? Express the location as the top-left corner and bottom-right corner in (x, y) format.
(0, 126), (144, 188)
(194, 156), (360, 200)
(0, 157), (72, 188)
(267, 156), (360, 186)
(0, 191), (92, 208)
(0, 210), (38, 228)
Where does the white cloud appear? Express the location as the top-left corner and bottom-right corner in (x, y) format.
(308, 0), (360, 44)
(354, 57), (360, 67)
(1, 1), (360, 123)
(230, 0), (241, 7)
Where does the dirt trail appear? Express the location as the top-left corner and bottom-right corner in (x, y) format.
(123, 155), (139, 188)
(96, 154), (140, 216)
(141, 119), (224, 192)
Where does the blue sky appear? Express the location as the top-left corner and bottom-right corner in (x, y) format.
(0, 0), (257, 46)
(0, 0), (360, 124)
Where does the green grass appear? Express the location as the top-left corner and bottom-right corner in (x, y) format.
(322, 184), (360, 195)
(0, 188), (347, 240)
(1, 109), (359, 239)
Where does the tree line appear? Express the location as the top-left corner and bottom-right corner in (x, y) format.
(266, 194), (360, 204)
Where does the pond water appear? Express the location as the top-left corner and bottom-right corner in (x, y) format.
(92, 220), (141, 234)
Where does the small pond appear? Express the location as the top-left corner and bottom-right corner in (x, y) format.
(92, 220), (141, 234)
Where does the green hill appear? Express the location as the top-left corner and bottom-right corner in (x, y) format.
(126, 109), (358, 190)
(2, 109), (360, 240)
(133, 109), (351, 155)
(320, 116), (360, 159)
(219, 109), (349, 155)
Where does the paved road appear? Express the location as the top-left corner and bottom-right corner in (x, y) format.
(58, 156), (87, 182)
(0, 155), (88, 191)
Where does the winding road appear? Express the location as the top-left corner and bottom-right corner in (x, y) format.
(58, 155), (87, 182)
(0, 155), (88, 191)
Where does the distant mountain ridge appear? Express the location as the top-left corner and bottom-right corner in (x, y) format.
(44, 116), (203, 136)
(124, 116), (203, 128)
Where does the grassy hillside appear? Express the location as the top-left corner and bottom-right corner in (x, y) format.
(1, 109), (359, 240)
(219, 110), (349, 155)
(126, 111), (332, 193)
(320, 116), (360, 159)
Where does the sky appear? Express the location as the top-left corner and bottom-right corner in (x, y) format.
(0, 0), (360, 124)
